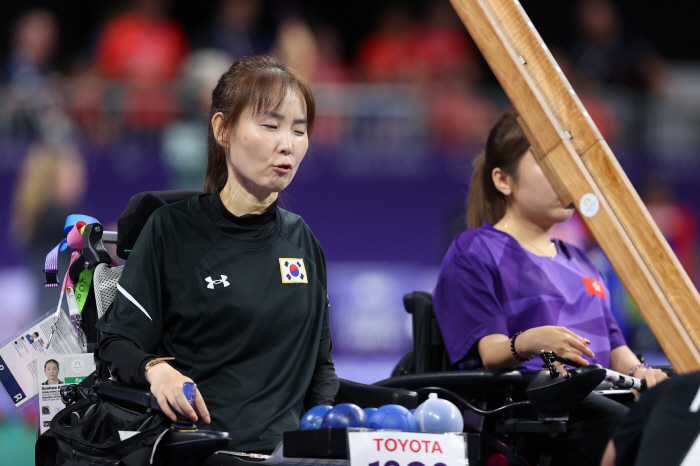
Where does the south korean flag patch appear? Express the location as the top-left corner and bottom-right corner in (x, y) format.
(279, 258), (308, 284)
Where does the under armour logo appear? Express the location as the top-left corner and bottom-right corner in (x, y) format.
(205, 275), (230, 289)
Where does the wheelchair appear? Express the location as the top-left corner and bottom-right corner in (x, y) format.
(372, 290), (645, 466)
(35, 190), (637, 466)
(35, 189), (419, 466)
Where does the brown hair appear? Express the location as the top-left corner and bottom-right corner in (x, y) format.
(203, 55), (316, 193)
(466, 111), (530, 228)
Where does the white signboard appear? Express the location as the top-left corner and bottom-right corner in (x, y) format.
(348, 431), (467, 466)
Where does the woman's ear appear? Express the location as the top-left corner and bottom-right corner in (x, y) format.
(492, 167), (513, 196)
(212, 112), (229, 148)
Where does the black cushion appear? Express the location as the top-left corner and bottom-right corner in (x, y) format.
(117, 190), (201, 259)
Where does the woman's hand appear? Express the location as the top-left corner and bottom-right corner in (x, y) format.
(634, 366), (668, 390)
(610, 346), (669, 394)
(516, 326), (595, 376)
(146, 363), (211, 424)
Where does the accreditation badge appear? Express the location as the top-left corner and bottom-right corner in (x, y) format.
(279, 258), (308, 284)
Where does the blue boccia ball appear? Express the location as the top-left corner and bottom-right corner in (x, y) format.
(368, 404), (417, 431)
(300, 405), (333, 430)
(363, 407), (378, 427)
(414, 394), (463, 433)
(321, 403), (368, 428)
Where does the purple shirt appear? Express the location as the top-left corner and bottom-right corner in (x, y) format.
(433, 223), (626, 373)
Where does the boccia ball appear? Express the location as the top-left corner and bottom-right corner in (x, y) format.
(368, 404), (417, 431)
(321, 403), (368, 428)
(299, 405), (332, 430)
(363, 407), (378, 427)
(414, 393), (463, 433)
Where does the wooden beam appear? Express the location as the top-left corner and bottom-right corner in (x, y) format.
(450, 0), (700, 371)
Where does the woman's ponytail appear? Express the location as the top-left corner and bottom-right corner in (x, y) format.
(465, 111), (530, 228)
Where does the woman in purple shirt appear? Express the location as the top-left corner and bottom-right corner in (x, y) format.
(432, 111), (666, 465)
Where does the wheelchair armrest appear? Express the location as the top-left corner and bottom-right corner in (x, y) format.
(93, 379), (162, 412)
(373, 370), (524, 390)
(335, 378), (419, 409)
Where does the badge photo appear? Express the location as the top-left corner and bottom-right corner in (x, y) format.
(279, 258), (308, 284)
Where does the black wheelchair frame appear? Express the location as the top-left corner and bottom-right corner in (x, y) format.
(373, 291), (635, 466)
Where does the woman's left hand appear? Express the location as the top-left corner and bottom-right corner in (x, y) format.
(635, 366), (668, 390)
(610, 347), (669, 394)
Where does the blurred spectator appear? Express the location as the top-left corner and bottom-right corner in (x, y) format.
(550, 47), (621, 145)
(427, 81), (499, 154)
(161, 49), (233, 189)
(570, 0), (669, 91)
(191, 0), (273, 59)
(309, 24), (352, 83)
(0, 8), (74, 143)
(2, 9), (58, 84)
(10, 143), (87, 319)
(355, 0), (495, 151)
(644, 176), (698, 284)
(355, 1), (480, 85)
(355, 4), (418, 82)
(178, 49), (233, 118)
(420, 2), (495, 152)
(67, 60), (118, 143)
(413, 1), (479, 86)
(93, 0), (189, 131)
(303, 24), (352, 147)
(271, 14), (318, 81)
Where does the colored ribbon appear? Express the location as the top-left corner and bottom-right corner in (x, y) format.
(43, 214), (100, 290)
(43, 239), (67, 288)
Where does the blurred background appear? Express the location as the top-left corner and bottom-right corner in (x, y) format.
(1, 0), (699, 461)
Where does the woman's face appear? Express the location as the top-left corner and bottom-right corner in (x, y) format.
(510, 149), (574, 226)
(44, 362), (58, 382)
(219, 89), (309, 198)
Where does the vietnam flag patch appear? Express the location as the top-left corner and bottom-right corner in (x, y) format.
(582, 277), (606, 299)
(279, 258), (308, 284)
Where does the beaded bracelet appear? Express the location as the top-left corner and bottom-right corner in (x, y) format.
(629, 363), (651, 377)
(510, 331), (533, 362)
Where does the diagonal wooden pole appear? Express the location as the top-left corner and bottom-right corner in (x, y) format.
(449, 0), (700, 372)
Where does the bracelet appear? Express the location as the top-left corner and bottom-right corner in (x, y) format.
(629, 363), (651, 377)
(510, 331), (532, 362)
(144, 357), (175, 381)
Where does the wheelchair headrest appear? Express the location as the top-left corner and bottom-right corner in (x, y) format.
(117, 190), (201, 259)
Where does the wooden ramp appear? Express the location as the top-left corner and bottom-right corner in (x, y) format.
(449, 0), (700, 372)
